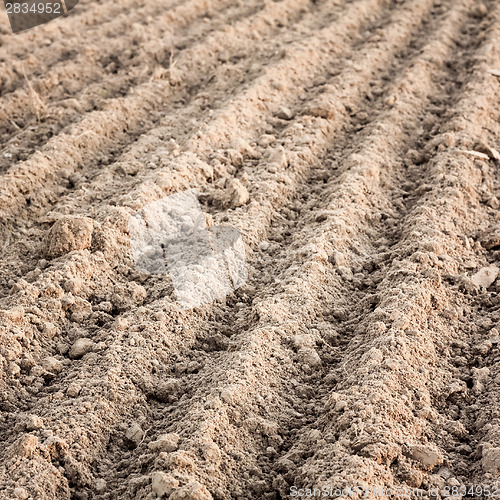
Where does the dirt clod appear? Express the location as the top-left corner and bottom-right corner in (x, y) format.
(156, 379), (182, 403)
(151, 472), (179, 498)
(13, 488), (29, 500)
(43, 217), (94, 259)
(407, 445), (443, 470)
(169, 482), (213, 500)
(220, 179), (250, 209)
(66, 382), (82, 397)
(41, 356), (63, 374)
(148, 433), (180, 453)
(482, 447), (500, 473)
(471, 266), (499, 288)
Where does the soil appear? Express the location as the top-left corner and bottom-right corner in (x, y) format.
(1, 0), (500, 498)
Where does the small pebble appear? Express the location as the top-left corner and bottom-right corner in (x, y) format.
(67, 382), (82, 398)
(259, 241), (270, 251)
(95, 479), (106, 493)
(69, 338), (94, 359)
(125, 423), (144, 447)
(276, 106), (294, 120)
(13, 487), (29, 500)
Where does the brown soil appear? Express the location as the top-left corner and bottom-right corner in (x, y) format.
(1, 0), (500, 498)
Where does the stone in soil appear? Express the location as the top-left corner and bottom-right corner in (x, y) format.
(69, 338), (95, 359)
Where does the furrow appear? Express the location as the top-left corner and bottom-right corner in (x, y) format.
(0, 0), (209, 94)
(0, 0), (455, 497)
(0, 0), (367, 224)
(0, 0), (386, 299)
(0, 0), (268, 150)
(122, 0), (483, 497)
(0, 0), (347, 302)
(281, 0), (500, 493)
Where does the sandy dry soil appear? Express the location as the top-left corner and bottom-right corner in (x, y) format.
(1, 0), (500, 498)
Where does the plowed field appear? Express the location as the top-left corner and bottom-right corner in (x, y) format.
(1, 0), (500, 498)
